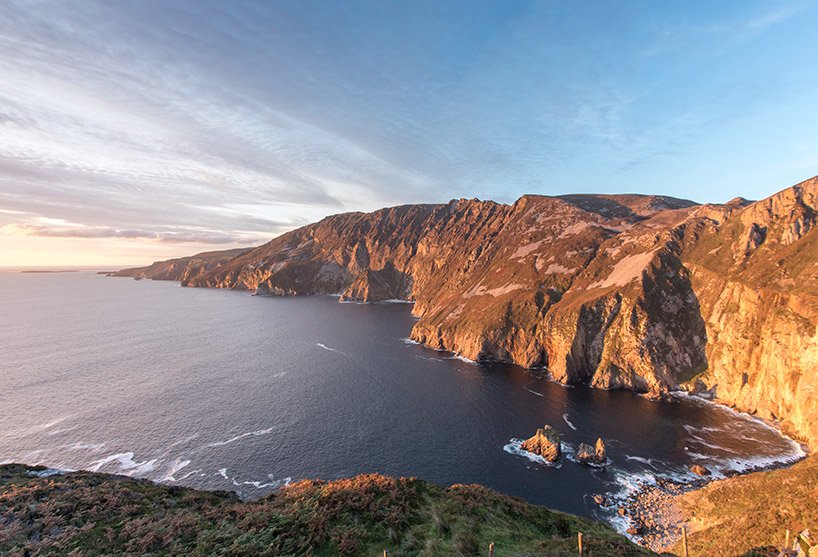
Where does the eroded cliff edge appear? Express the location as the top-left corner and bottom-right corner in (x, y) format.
(115, 177), (818, 445)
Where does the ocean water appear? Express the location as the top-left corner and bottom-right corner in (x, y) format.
(0, 270), (804, 528)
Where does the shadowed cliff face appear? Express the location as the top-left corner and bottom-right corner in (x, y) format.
(115, 178), (818, 445)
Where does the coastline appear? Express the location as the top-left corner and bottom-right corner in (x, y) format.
(500, 373), (810, 552)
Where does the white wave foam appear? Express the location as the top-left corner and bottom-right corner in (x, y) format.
(160, 458), (192, 482)
(206, 427), (276, 448)
(46, 425), (80, 436)
(685, 432), (741, 453)
(402, 338), (421, 345)
(165, 433), (200, 451)
(623, 454), (660, 470)
(215, 467), (291, 491)
(449, 354), (477, 365)
(63, 441), (106, 452)
(232, 475), (292, 489)
(28, 468), (65, 477)
(525, 387), (544, 397)
(672, 392), (807, 470)
(562, 413), (577, 430)
(376, 299), (414, 304)
(682, 424), (724, 434)
(316, 343), (349, 356)
(7, 416), (72, 439)
(176, 469), (200, 481)
(89, 452), (158, 476)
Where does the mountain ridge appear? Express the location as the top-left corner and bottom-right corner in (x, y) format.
(115, 177), (818, 445)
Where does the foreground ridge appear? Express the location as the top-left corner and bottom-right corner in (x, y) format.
(116, 177), (818, 445)
(0, 464), (648, 556)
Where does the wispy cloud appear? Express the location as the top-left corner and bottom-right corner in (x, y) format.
(1, 0), (816, 264)
(2, 223), (251, 244)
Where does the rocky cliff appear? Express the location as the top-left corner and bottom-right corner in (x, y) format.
(114, 177), (818, 445)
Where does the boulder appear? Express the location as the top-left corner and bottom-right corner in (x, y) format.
(690, 464), (711, 476)
(520, 425), (561, 462)
(577, 438), (607, 465)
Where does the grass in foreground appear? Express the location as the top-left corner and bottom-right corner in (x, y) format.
(669, 454), (818, 557)
(0, 464), (650, 556)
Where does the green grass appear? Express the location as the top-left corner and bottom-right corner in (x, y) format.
(669, 455), (818, 557)
(0, 464), (651, 556)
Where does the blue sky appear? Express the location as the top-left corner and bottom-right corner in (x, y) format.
(1, 0), (817, 265)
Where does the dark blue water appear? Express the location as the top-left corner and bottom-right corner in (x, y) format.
(0, 271), (804, 532)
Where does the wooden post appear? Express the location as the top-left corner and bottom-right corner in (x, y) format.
(383, 550), (387, 557)
(785, 529), (790, 549)
(488, 542), (494, 557)
(682, 527), (688, 557)
(578, 531), (583, 555)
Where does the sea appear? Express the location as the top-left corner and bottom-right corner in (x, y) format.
(0, 269), (805, 534)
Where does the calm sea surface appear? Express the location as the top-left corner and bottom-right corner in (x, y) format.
(0, 271), (804, 529)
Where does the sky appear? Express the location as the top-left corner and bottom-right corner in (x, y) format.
(1, 0), (817, 266)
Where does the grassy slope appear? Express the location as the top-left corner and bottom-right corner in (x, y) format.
(0, 464), (651, 557)
(669, 455), (818, 557)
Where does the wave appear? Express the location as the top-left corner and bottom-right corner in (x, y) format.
(623, 454), (661, 470)
(62, 441), (106, 452)
(215, 467), (291, 491)
(206, 427), (276, 448)
(28, 468), (67, 477)
(449, 354), (478, 365)
(562, 413), (577, 430)
(232, 475), (292, 489)
(316, 343), (349, 356)
(525, 387), (544, 397)
(402, 338), (421, 345)
(46, 425), (80, 436)
(685, 432), (741, 453)
(89, 452), (158, 476)
(160, 458), (192, 482)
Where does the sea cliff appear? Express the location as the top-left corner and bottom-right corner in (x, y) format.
(115, 177), (818, 445)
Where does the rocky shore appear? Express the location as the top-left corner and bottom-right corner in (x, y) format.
(610, 454), (815, 554)
(615, 476), (693, 552)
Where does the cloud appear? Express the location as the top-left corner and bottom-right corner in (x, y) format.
(2, 223), (251, 244)
(1, 0), (816, 266)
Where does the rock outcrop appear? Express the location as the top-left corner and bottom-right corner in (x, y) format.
(520, 425), (562, 462)
(576, 438), (607, 465)
(114, 177), (818, 445)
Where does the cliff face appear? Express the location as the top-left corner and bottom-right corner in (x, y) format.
(115, 178), (818, 444)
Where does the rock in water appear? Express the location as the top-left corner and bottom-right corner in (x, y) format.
(593, 494), (608, 506)
(577, 438), (607, 465)
(595, 438), (606, 461)
(521, 425), (562, 462)
(689, 464), (711, 476)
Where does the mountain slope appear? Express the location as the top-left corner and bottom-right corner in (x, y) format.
(115, 178), (818, 445)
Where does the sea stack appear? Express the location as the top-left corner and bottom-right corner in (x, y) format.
(577, 438), (607, 465)
(521, 425), (562, 462)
